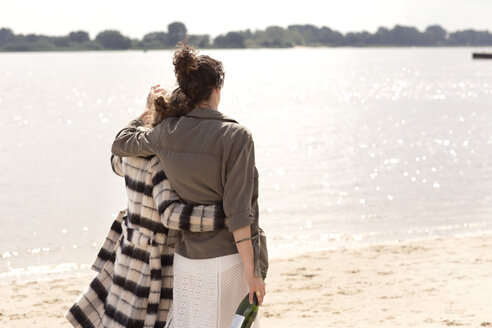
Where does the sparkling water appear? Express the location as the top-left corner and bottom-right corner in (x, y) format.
(1, 47), (492, 281)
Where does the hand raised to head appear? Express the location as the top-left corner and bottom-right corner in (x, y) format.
(146, 84), (167, 110)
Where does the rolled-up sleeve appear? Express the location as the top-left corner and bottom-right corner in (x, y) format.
(111, 119), (161, 157)
(223, 135), (256, 231)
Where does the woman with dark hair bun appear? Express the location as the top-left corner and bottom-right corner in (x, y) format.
(111, 40), (268, 327)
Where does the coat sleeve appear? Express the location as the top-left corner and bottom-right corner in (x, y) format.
(111, 119), (161, 157)
(160, 202), (228, 232)
(223, 134), (256, 232)
(110, 155), (124, 177)
(151, 160), (228, 232)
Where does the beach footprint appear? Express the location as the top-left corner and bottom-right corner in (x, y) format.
(44, 298), (63, 305)
(443, 319), (466, 326)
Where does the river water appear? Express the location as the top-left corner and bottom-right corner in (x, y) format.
(1, 47), (492, 281)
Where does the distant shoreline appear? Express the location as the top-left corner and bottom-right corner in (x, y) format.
(1, 45), (491, 54)
(2, 22), (492, 52)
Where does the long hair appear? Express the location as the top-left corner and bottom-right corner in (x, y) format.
(146, 88), (194, 127)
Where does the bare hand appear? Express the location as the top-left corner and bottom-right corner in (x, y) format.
(140, 84), (167, 121)
(246, 274), (266, 306)
(146, 84), (167, 110)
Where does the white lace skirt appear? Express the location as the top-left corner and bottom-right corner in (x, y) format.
(165, 253), (260, 328)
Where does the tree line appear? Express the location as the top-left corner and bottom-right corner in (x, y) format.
(1, 22), (492, 52)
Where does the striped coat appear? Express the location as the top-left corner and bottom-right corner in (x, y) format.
(66, 154), (229, 328)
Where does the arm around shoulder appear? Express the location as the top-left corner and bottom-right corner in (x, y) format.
(111, 118), (161, 157)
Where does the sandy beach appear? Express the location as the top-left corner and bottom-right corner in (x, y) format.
(1, 233), (491, 328)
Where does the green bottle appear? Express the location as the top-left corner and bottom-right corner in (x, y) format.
(229, 293), (259, 328)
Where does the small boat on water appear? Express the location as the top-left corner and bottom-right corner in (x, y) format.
(472, 52), (492, 59)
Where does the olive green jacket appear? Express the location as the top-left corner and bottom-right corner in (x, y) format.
(111, 107), (268, 277)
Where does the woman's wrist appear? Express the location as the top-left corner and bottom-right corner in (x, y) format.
(243, 262), (255, 274)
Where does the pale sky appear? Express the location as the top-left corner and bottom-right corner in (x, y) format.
(1, 0), (491, 39)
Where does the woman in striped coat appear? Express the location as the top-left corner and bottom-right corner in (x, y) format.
(66, 88), (227, 328)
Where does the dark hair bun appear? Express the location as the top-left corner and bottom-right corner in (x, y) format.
(172, 38), (225, 105)
(173, 39), (198, 77)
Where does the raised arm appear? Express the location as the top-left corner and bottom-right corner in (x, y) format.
(111, 118), (161, 157)
(151, 159), (228, 232)
(111, 85), (167, 158)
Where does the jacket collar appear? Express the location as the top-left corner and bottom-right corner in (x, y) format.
(186, 107), (238, 123)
